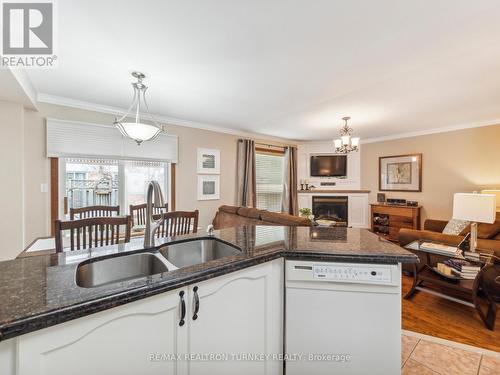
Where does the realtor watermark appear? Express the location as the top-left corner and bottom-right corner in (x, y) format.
(149, 352), (352, 362)
(1, 0), (57, 68)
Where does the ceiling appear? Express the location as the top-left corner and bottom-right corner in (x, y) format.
(26, 0), (500, 141)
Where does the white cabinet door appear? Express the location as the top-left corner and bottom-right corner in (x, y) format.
(18, 288), (187, 375)
(186, 259), (283, 375)
(348, 194), (369, 228)
(0, 338), (15, 375)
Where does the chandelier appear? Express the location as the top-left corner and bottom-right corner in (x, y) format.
(333, 116), (360, 153)
(114, 72), (163, 145)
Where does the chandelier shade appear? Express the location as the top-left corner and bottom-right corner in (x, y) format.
(333, 117), (360, 154)
(116, 122), (162, 143)
(114, 71), (163, 145)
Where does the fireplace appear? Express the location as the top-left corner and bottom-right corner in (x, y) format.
(312, 196), (348, 225)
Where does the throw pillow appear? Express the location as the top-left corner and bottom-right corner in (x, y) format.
(442, 219), (470, 235)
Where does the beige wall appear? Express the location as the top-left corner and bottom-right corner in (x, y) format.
(361, 124), (500, 224)
(10, 99), (499, 261)
(0, 101), (24, 261)
(18, 102), (291, 258)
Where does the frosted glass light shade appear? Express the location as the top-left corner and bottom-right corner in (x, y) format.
(481, 190), (500, 211)
(116, 122), (161, 144)
(341, 135), (350, 145)
(453, 193), (496, 223)
(351, 137), (360, 147)
(334, 139), (342, 148)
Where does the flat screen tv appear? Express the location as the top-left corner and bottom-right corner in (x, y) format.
(310, 155), (347, 177)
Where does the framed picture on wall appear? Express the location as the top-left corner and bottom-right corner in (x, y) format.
(197, 148), (220, 174)
(197, 175), (220, 200)
(379, 154), (422, 192)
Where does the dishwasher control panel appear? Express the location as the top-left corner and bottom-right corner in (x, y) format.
(312, 264), (392, 283)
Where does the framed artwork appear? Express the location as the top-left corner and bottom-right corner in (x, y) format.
(197, 148), (220, 174)
(379, 154), (422, 192)
(197, 175), (220, 200)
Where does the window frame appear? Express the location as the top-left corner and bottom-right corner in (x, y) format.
(255, 147), (286, 212)
(50, 157), (176, 234)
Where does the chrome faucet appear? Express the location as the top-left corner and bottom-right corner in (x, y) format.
(144, 180), (165, 248)
(207, 224), (214, 236)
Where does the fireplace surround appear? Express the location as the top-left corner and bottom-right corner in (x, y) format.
(312, 196), (348, 225)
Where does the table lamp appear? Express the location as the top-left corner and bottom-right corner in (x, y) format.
(452, 193), (497, 252)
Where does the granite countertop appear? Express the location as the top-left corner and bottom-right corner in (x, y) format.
(0, 225), (417, 341)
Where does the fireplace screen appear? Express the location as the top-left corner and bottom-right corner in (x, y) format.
(312, 196), (348, 224)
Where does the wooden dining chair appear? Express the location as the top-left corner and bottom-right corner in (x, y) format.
(55, 216), (131, 253)
(129, 203), (168, 227)
(70, 205), (120, 220)
(155, 210), (199, 237)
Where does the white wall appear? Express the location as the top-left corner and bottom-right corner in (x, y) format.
(297, 142), (361, 190)
(0, 101), (24, 261)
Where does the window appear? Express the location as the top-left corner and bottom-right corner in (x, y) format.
(124, 160), (167, 207)
(61, 158), (169, 218)
(65, 159), (119, 210)
(255, 152), (285, 212)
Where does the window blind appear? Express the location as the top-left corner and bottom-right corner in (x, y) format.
(46, 118), (178, 162)
(255, 152), (285, 212)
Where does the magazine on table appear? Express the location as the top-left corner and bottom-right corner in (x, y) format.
(418, 241), (461, 256)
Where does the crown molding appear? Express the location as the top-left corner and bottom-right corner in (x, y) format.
(5, 68), (38, 110)
(36, 93), (500, 146)
(360, 119), (500, 144)
(36, 93), (294, 144)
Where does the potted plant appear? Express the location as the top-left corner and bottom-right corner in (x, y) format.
(299, 208), (314, 221)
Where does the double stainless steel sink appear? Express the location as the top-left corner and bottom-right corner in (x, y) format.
(75, 238), (241, 288)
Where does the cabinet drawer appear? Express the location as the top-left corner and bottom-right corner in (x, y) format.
(372, 206), (413, 217)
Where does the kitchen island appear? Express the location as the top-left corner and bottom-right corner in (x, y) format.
(0, 225), (417, 375)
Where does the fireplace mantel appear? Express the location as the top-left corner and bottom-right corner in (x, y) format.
(298, 189), (371, 194)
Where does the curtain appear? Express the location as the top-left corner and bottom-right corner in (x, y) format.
(282, 146), (298, 215)
(236, 139), (256, 207)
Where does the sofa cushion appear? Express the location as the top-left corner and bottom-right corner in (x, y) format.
(442, 219), (470, 235)
(218, 205), (240, 214)
(237, 207), (263, 220)
(260, 211), (310, 226)
(477, 220), (500, 239)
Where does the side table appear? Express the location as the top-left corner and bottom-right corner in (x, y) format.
(403, 240), (497, 330)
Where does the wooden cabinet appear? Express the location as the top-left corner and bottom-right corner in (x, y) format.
(370, 203), (421, 242)
(12, 259), (284, 375)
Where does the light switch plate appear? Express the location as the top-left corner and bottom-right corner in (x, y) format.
(40, 183), (48, 193)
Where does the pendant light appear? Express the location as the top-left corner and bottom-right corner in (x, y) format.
(114, 71), (163, 145)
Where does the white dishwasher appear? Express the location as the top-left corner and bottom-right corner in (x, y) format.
(285, 260), (402, 375)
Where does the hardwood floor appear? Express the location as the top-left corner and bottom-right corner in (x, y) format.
(402, 275), (499, 352)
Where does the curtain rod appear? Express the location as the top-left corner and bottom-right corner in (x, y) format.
(255, 142), (296, 149)
(238, 139), (296, 149)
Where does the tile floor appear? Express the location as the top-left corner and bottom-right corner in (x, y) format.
(402, 331), (500, 375)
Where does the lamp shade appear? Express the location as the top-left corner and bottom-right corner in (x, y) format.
(116, 122), (161, 145)
(452, 193), (496, 223)
(481, 189), (500, 211)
